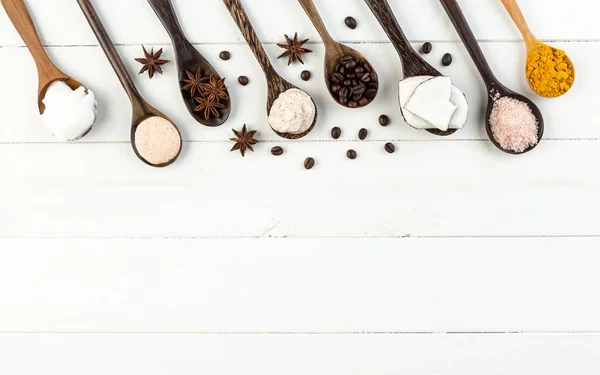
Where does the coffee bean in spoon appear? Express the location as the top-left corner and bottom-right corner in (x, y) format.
(219, 51), (231, 60)
(331, 127), (342, 139)
(421, 42), (433, 54)
(329, 55), (378, 108)
(238, 76), (249, 86)
(345, 16), (357, 30)
(301, 70), (311, 81)
(379, 115), (390, 126)
(442, 53), (453, 66)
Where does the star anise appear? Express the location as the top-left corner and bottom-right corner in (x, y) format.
(182, 68), (209, 97)
(277, 33), (312, 65)
(230, 124), (259, 157)
(194, 96), (225, 120)
(135, 45), (169, 79)
(201, 75), (230, 103)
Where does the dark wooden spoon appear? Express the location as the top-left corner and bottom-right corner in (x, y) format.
(439, 0), (544, 154)
(1, 0), (94, 139)
(147, 0), (231, 126)
(298, 0), (378, 108)
(222, 0), (317, 139)
(364, 0), (458, 136)
(77, 0), (182, 167)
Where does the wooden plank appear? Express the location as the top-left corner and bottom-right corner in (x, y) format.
(1, 333), (599, 374)
(0, 0), (597, 46)
(0, 42), (594, 143)
(0, 238), (599, 332)
(1, 140), (599, 238)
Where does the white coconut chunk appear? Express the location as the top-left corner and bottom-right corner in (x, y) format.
(404, 76), (457, 131)
(398, 76), (434, 130)
(449, 85), (469, 129)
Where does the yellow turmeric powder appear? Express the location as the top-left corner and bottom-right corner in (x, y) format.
(526, 44), (574, 97)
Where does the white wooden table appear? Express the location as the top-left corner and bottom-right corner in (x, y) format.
(1, 0), (599, 373)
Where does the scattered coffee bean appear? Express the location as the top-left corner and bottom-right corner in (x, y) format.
(421, 42), (433, 54)
(219, 51), (231, 60)
(271, 146), (284, 156)
(385, 143), (396, 154)
(304, 157), (315, 170)
(358, 128), (368, 140)
(238, 76), (249, 86)
(331, 127), (342, 139)
(301, 70), (311, 81)
(442, 53), (453, 66)
(379, 114), (390, 126)
(346, 149), (357, 160)
(344, 16), (357, 30)
(329, 54), (378, 108)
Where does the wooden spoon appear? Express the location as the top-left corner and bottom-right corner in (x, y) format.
(439, 0), (544, 154)
(147, 0), (231, 125)
(298, 0), (379, 108)
(77, 0), (182, 167)
(222, 0), (317, 139)
(1, 0), (94, 137)
(364, 0), (458, 136)
(500, 0), (574, 98)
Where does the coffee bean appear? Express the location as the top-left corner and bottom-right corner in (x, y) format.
(442, 53), (453, 66)
(344, 16), (357, 30)
(219, 51), (231, 60)
(346, 149), (357, 160)
(238, 76), (249, 86)
(304, 157), (315, 170)
(330, 55), (378, 107)
(379, 115), (390, 126)
(331, 127), (342, 139)
(385, 143), (396, 154)
(271, 146), (284, 156)
(421, 42), (432, 54)
(358, 128), (368, 140)
(301, 70), (311, 81)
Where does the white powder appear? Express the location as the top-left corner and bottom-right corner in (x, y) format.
(268, 88), (315, 135)
(41, 81), (97, 141)
(134, 116), (182, 166)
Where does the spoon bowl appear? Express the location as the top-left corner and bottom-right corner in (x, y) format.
(524, 41), (575, 98)
(223, 0), (318, 139)
(485, 83), (544, 155)
(299, 0), (379, 108)
(130, 111), (182, 168)
(147, 0), (231, 126)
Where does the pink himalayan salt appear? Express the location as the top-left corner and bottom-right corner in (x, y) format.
(489, 97), (539, 153)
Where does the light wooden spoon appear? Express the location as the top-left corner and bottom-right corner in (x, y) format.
(1, 0), (94, 136)
(500, 0), (575, 98)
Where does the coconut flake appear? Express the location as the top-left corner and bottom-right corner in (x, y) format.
(404, 77), (457, 131)
(449, 85), (468, 129)
(399, 76), (434, 129)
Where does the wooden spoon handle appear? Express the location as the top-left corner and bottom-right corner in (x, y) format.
(0, 0), (62, 79)
(222, 0), (276, 78)
(297, 0), (335, 49)
(76, 0), (144, 108)
(439, 0), (498, 86)
(499, 0), (538, 50)
(146, 0), (193, 58)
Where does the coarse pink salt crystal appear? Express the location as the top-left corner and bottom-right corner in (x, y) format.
(489, 97), (539, 153)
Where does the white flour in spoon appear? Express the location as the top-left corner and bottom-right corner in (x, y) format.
(268, 88), (315, 135)
(41, 81), (97, 141)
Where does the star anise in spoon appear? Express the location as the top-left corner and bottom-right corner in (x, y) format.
(201, 75), (230, 103)
(230, 124), (259, 157)
(277, 33), (312, 65)
(182, 68), (209, 97)
(194, 96), (225, 120)
(135, 45), (169, 79)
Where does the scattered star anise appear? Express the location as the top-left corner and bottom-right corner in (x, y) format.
(277, 33), (312, 65)
(230, 124), (259, 157)
(135, 45), (169, 79)
(182, 68), (209, 97)
(194, 96), (225, 120)
(201, 75), (230, 103)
